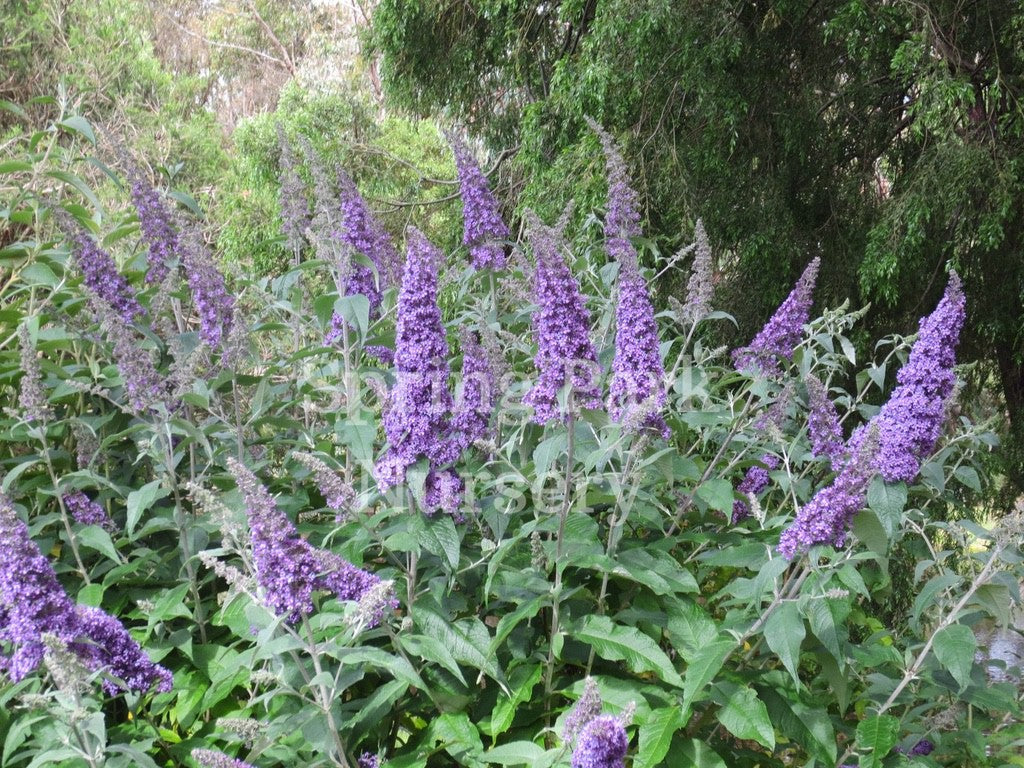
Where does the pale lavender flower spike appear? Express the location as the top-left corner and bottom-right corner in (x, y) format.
(522, 214), (602, 423)
(277, 124), (309, 255)
(590, 120), (668, 435)
(683, 219), (714, 320)
(449, 132), (509, 270)
(17, 326), (51, 423)
(732, 256), (821, 377)
(563, 677), (602, 742)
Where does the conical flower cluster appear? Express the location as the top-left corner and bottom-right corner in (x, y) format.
(178, 223), (235, 348)
(522, 216), (601, 423)
(374, 229), (462, 511)
(57, 211), (144, 324)
(849, 272), (966, 483)
(229, 459), (379, 622)
(562, 677), (632, 768)
(779, 271), (966, 557)
(126, 164), (180, 284)
(591, 121), (668, 435)
(338, 169), (400, 303)
(449, 133), (509, 270)
(806, 374), (843, 464)
(682, 219), (714, 321)
(732, 257), (821, 377)
(17, 325), (51, 423)
(450, 330), (496, 451)
(0, 493), (171, 692)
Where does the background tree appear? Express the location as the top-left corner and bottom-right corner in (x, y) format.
(369, 0), (1024, 488)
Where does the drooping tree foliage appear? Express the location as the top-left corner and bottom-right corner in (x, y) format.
(369, 0), (1024, 485)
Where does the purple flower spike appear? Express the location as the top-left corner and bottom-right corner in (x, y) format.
(451, 330), (495, 452)
(62, 491), (113, 529)
(588, 119), (642, 270)
(228, 458), (379, 622)
(192, 748), (258, 768)
(374, 229), (461, 502)
(0, 493), (169, 692)
(849, 272), (966, 483)
(609, 260), (668, 437)
(732, 454), (780, 523)
(571, 714), (629, 768)
(778, 432), (878, 558)
(57, 212), (144, 324)
(179, 225), (235, 348)
(732, 257), (821, 377)
(522, 215), (601, 424)
(338, 168), (401, 309)
(449, 133), (509, 270)
(74, 605), (173, 694)
(806, 374), (843, 464)
(358, 753), (380, 768)
(0, 494), (82, 682)
(126, 166), (180, 284)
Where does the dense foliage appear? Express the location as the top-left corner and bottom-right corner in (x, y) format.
(0, 96), (1021, 768)
(368, 0), (1024, 486)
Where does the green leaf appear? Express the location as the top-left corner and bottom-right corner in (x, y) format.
(572, 615), (683, 688)
(681, 638), (734, 717)
(866, 478), (906, 538)
(483, 665), (542, 737)
(480, 741), (546, 766)
(77, 583), (105, 607)
(715, 683), (774, 749)
(430, 712), (484, 764)
(614, 548), (698, 595)
(856, 715), (899, 768)
(933, 624), (977, 690)
(422, 515), (460, 571)
(805, 598), (845, 666)
(415, 604), (506, 688)
(126, 480), (169, 538)
(77, 525), (121, 564)
(59, 115), (97, 145)
(666, 597), (719, 662)
(47, 170), (102, 213)
(763, 601), (805, 687)
(696, 478), (734, 514)
(533, 433), (567, 477)
(851, 508), (889, 555)
(675, 738), (728, 768)
(397, 633), (466, 684)
(759, 684), (837, 763)
(634, 707), (685, 768)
